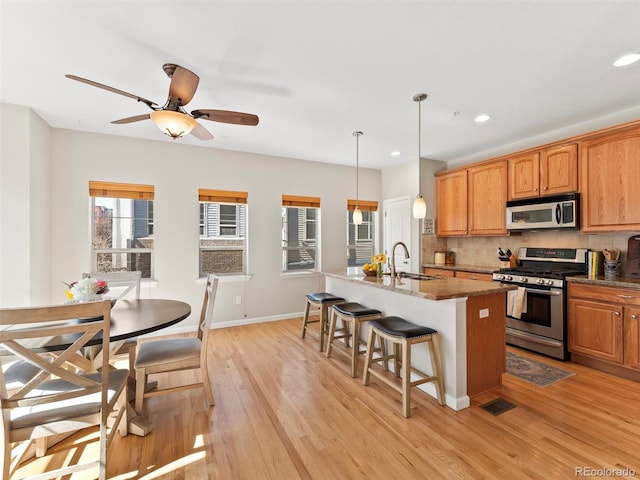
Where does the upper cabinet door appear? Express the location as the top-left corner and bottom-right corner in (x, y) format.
(468, 160), (507, 236)
(540, 144), (578, 196)
(508, 152), (540, 200)
(436, 170), (468, 236)
(580, 126), (640, 232)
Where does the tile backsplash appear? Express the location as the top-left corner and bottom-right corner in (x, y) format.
(422, 231), (639, 275)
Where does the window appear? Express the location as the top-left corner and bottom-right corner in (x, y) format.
(282, 195), (320, 272)
(199, 189), (247, 276)
(90, 181), (154, 278)
(347, 199), (378, 267)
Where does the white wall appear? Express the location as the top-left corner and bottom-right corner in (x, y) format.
(0, 104), (51, 307)
(381, 157), (446, 271)
(2, 104), (383, 333)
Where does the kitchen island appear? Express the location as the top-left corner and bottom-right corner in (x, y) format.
(323, 268), (514, 410)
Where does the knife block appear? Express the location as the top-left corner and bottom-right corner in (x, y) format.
(626, 235), (640, 278)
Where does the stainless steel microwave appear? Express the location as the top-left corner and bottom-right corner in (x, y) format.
(506, 193), (579, 231)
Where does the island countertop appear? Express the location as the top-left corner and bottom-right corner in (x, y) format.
(323, 268), (514, 301)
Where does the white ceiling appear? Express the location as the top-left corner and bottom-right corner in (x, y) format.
(2, 1), (640, 170)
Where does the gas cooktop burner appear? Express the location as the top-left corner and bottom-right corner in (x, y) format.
(497, 267), (586, 279)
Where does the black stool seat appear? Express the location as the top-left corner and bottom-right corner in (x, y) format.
(333, 302), (381, 317)
(306, 292), (345, 303)
(369, 316), (437, 338)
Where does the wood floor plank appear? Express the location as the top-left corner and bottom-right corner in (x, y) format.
(13, 318), (640, 479)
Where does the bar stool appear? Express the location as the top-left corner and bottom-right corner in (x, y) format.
(363, 316), (445, 418)
(301, 292), (345, 352)
(326, 302), (383, 377)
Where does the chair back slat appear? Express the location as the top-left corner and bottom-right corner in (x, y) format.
(198, 274), (218, 345)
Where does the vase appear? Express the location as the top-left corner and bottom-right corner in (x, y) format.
(376, 262), (383, 278)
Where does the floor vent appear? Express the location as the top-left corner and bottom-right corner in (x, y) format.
(480, 398), (516, 416)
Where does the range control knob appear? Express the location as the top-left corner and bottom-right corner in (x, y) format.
(546, 279), (554, 286)
(536, 279), (545, 285)
(506, 275), (513, 281)
(520, 277), (528, 283)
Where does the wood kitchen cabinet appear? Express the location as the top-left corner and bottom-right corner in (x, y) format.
(580, 125), (640, 232)
(436, 169), (468, 236)
(423, 267), (455, 278)
(423, 267), (492, 282)
(436, 160), (507, 236)
(454, 270), (493, 282)
(568, 282), (640, 377)
(468, 160), (507, 235)
(507, 144), (577, 200)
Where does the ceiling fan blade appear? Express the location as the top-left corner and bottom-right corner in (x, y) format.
(191, 109), (259, 126)
(111, 114), (151, 124)
(65, 74), (157, 109)
(191, 122), (214, 141)
(167, 64), (199, 107)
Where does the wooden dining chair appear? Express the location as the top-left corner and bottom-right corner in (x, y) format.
(134, 274), (218, 414)
(82, 270), (141, 372)
(0, 300), (129, 480)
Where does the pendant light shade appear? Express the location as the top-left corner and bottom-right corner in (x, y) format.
(353, 131), (363, 226)
(412, 93), (427, 219)
(353, 207), (363, 225)
(413, 195), (427, 218)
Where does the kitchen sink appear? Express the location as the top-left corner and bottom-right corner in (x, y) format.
(398, 272), (437, 280)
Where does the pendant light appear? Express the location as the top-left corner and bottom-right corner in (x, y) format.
(412, 93), (428, 219)
(353, 131), (363, 226)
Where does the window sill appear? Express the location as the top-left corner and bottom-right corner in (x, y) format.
(196, 274), (252, 284)
(280, 270), (324, 279)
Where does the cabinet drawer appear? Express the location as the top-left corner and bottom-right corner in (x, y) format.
(569, 283), (640, 306)
(423, 268), (455, 278)
(455, 271), (493, 282)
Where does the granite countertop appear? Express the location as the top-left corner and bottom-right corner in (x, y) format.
(422, 263), (497, 274)
(323, 268), (514, 301)
(567, 275), (640, 289)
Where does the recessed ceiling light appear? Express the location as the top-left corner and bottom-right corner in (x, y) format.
(391, 151), (401, 156)
(474, 114), (491, 123)
(613, 53), (640, 67)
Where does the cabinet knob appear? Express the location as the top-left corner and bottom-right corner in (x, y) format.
(614, 311), (621, 316)
(632, 314), (638, 320)
(533, 188), (538, 191)
(543, 186), (548, 190)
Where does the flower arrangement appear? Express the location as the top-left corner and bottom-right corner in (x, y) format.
(64, 277), (109, 302)
(372, 253), (387, 265)
(363, 253), (387, 277)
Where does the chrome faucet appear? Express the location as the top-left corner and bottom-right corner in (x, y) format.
(391, 241), (410, 278)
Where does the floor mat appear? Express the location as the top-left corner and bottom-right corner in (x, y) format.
(506, 351), (575, 387)
(480, 398), (517, 415)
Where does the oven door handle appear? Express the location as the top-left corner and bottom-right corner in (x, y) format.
(523, 288), (561, 296)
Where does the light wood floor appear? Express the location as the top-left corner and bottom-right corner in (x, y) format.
(15, 318), (640, 479)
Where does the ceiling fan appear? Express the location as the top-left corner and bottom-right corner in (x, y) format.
(66, 63), (259, 140)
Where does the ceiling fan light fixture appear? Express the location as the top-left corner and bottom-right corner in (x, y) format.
(150, 110), (197, 139)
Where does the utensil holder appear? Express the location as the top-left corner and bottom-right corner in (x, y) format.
(604, 260), (620, 279)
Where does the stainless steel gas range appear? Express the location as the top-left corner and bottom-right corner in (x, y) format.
(492, 247), (588, 360)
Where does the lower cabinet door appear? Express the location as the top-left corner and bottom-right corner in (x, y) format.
(568, 299), (624, 364)
(625, 307), (640, 370)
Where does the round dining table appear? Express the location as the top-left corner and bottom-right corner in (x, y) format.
(20, 298), (192, 352)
